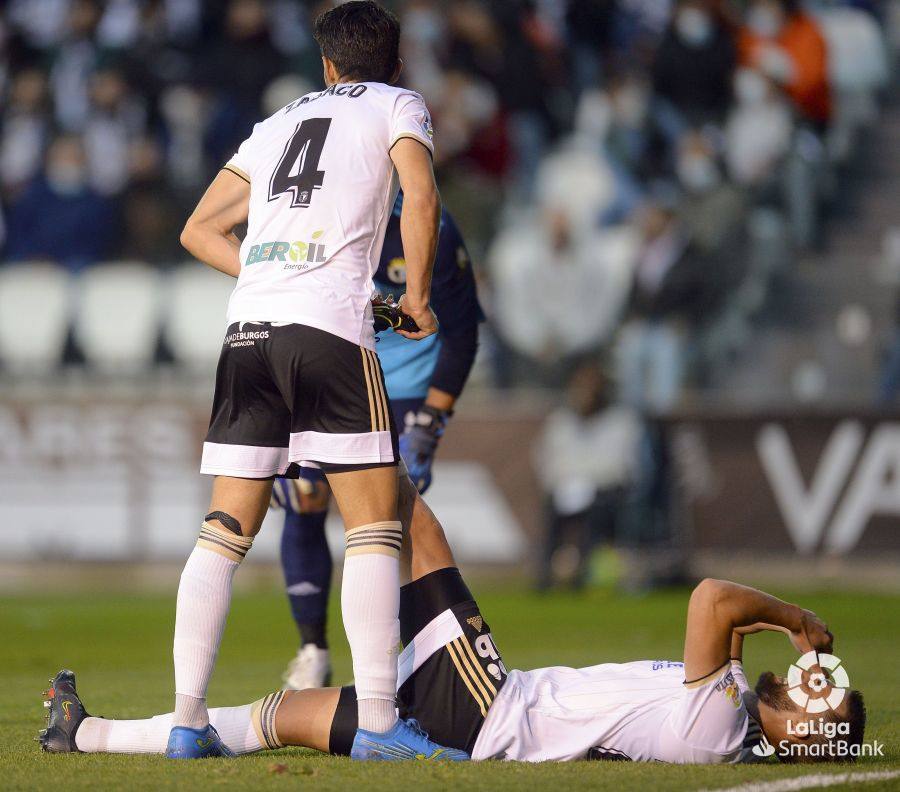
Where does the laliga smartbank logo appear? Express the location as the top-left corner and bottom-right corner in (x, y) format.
(752, 652), (884, 760)
(787, 651), (848, 713)
(752, 734), (776, 758)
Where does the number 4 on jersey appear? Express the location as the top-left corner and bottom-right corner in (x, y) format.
(268, 118), (332, 208)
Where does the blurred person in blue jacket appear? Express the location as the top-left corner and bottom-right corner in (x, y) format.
(4, 135), (117, 269)
(270, 193), (483, 690)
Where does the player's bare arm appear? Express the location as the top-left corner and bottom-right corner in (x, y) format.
(683, 578), (833, 683)
(390, 138), (440, 340)
(180, 169), (250, 278)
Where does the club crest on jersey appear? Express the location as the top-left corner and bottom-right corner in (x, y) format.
(246, 230), (327, 269)
(386, 256), (407, 284)
(421, 113), (434, 140)
(715, 671), (742, 708)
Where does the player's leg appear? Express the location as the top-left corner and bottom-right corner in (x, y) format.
(272, 480), (484, 759)
(42, 485), (476, 760)
(276, 471), (333, 689)
(285, 325), (462, 759)
(282, 327), (404, 739)
(171, 476), (272, 733)
(397, 471), (455, 585)
(41, 668), (339, 756)
(324, 463), (402, 736)
(168, 325), (291, 758)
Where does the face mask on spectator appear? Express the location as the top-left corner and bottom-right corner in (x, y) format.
(612, 85), (648, 128)
(676, 8), (713, 47)
(747, 5), (783, 38)
(47, 163), (87, 195)
(677, 154), (720, 192)
(734, 68), (769, 105)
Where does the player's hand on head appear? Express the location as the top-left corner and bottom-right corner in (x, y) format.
(790, 609), (833, 655)
(397, 294), (438, 340)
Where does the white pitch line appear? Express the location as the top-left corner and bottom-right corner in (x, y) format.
(702, 769), (900, 792)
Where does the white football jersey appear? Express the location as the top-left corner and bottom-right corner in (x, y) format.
(223, 82), (434, 349)
(472, 659), (752, 763)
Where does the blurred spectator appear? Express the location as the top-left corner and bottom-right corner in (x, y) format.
(533, 363), (641, 590)
(399, 0), (446, 99)
(675, 130), (747, 254)
(430, 69), (499, 169)
(613, 0), (676, 59)
(199, 0), (286, 165)
(158, 84), (208, 189)
(83, 66), (147, 195)
(603, 72), (668, 182)
(536, 137), (632, 229)
(652, 0), (736, 129)
(0, 0), (889, 395)
(489, 205), (636, 383)
(0, 68), (49, 195)
(615, 194), (723, 411)
(119, 136), (183, 264)
(50, 0), (104, 131)
(565, 0), (617, 95)
(7, 0), (72, 50)
(738, 0), (831, 128)
(490, 1), (566, 201)
(4, 135), (117, 269)
(724, 67), (793, 187)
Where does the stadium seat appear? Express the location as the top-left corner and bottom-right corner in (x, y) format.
(164, 263), (234, 372)
(74, 262), (161, 371)
(0, 262), (72, 374)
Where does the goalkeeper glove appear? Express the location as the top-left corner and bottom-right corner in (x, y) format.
(400, 405), (450, 494)
(269, 470), (326, 513)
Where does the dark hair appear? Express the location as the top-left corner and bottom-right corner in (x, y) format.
(313, 1), (400, 85)
(755, 673), (867, 764)
(784, 690), (867, 765)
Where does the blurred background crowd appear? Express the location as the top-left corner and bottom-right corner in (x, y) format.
(2, 0), (899, 586)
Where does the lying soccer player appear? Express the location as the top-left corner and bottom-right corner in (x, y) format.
(40, 478), (865, 764)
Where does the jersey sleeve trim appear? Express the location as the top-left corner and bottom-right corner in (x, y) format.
(683, 658), (731, 688)
(389, 133), (434, 159)
(222, 164), (250, 183)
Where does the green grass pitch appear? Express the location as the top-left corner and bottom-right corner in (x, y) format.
(2, 581), (899, 790)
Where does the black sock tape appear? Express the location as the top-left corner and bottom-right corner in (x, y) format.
(328, 686), (358, 755)
(204, 511), (243, 536)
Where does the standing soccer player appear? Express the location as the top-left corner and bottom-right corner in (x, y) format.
(276, 195), (483, 689)
(169, 1), (465, 762)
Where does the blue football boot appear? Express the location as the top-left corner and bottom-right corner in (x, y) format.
(165, 724), (234, 759)
(350, 718), (469, 761)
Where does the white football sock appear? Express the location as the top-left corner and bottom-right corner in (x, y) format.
(74, 704), (262, 754)
(342, 521), (402, 734)
(172, 521), (253, 728)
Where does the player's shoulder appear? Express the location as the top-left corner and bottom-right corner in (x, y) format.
(365, 82), (428, 102)
(360, 83), (432, 118)
(267, 83), (430, 128)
